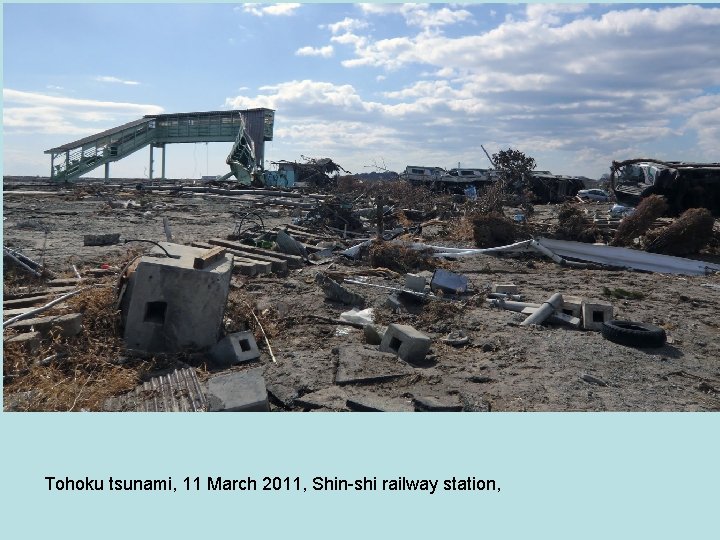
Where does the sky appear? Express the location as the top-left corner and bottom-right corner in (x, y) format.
(3, 3), (720, 180)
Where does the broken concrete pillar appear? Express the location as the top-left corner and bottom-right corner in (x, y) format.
(206, 368), (269, 412)
(121, 243), (233, 353)
(209, 331), (260, 367)
(582, 299), (614, 331)
(520, 293), (564, 326)
(380, 324), (431, 364)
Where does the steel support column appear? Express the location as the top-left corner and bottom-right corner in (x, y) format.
(149, 145), (154, 179)
(105, 162), (110, 179)
(161, 144), (166, 179)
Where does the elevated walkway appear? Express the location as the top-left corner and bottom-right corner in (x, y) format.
(44, 108), (274, 182)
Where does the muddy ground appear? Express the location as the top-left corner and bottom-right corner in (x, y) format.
(3, 181), (720, 411)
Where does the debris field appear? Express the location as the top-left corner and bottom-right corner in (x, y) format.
(3, 177), (720, 412)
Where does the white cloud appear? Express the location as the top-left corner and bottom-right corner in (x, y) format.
(225, 5), (720, 175)
(241, 3), (300, 17)
(359, 4), (472, 29)
(3, 89), (163, 136)
(326, 17), (368, 35)
(95, 75), (140, 86)
(295, 45), (334, 58)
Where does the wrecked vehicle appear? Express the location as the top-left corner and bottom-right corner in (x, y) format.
(610, 158), (720, 216)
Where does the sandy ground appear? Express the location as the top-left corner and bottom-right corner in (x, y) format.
(3, 183), (719, 411)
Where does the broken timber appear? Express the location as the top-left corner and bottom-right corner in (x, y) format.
(193, 246), (227, 269)
(208, 238), (303, 269)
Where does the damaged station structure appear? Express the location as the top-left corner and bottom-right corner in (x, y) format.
(4, 107), (720, 412)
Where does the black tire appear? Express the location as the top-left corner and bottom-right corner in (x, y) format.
(601, 320), (666, 348)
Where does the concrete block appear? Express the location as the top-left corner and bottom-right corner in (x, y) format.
(560, 295), (583, 319)
(209, 331), (260, 367)
(405, 273), (426, 292)
(122, 242), (233, 353)
(492, 283), (519, 295)
(83, 233), (120, 246)
(363, 324), (386, 345)
(431, 269), (468, 294)
(582, 299), (614, 331)
(6, 331), (41, 353)
(206, 368), (269, 412)
(380, 324), (431, 365)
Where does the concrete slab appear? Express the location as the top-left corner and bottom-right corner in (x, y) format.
(346, 395), (414, 412)
(266, 382), (300, 408)
(206, 368), (269, 412)
(209, 331), (260, 367)
(335, 345), (414, 385)
(379, 324), (432, 365)
(413, 395), (464, 412)
(294, 387), (349, 410)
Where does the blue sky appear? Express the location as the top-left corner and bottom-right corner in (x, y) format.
(3, 3), (720, 179)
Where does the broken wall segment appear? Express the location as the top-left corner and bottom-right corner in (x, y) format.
(120, 243), (233, 353)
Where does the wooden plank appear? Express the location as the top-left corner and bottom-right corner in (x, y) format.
(233, 261), (257, 277)
(193, 246), (227, 269)
(4, 295), (52, 309)
(48, 278), (81, 286)
(3, 306), (63, 319)
(208, 238), (299, 270)
(3, 286), (78, 300)
(190, 242), (271, 274)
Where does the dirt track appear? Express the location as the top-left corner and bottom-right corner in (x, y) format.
(3, 183), (720, 411)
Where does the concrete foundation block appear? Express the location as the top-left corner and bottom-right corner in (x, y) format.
(209, 331), (260, 366)
(206, 368), (269, 412)
(560, 295), (583, 319)
(121, 243), (233, 353)
(582, 299), (614, 331)
(492, 283), (519, 295)
(380, 324), (431, 364)
(405, 273), (426, 292)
